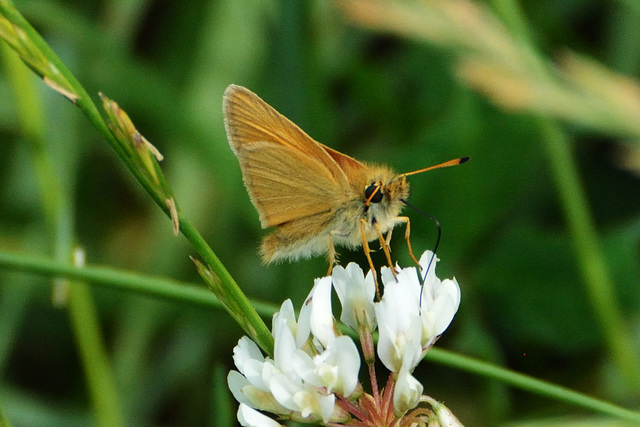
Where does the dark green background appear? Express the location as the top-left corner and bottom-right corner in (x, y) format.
(1, 0), (639, 425)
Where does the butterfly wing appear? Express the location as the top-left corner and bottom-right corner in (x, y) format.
(318, 144), (368, 179)
(223, 85), (359, 228)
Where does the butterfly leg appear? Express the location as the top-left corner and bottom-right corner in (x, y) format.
(374, 222), (397, 275)
(384, 228), (393, 250)
(396, 216), (421, 269)
(360, 219), (381, 299)
(327, 233), (339, 276)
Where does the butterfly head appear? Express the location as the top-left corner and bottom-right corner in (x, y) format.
(362, 167), (410, 222)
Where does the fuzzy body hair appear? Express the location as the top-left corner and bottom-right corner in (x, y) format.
(261, 165), (410, 263)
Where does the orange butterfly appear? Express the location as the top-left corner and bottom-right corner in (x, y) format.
(224, 84), (467, 276)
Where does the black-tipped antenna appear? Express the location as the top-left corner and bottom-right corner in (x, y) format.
(399, 156), (470, 179)
(401, 199), (441, 302)
(399, 156), (467, 305)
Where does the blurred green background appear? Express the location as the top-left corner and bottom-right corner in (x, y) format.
(1, 0), (640, 425)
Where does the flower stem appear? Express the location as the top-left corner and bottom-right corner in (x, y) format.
(0, 250), (278, 318)
(368, 362), (380, 405)
(337, 396), (367, 422)
(358, 322), (380, 403)
(381, 373), (396, 423)
(427, 348), (640, 422)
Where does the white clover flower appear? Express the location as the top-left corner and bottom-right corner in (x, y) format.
(268, 368), (335, 422)
(307, 276), (336, 348)
(376, 251), (461, 374)
(374, 251), (461, 416)
(273, 299), (310, 350)
(292, 335), (360, 397)
(333, 262), (377, 331)
(393, 367), (424, 415)
(376, 266), (424, 374)
(228, 343), (288, 415)
(232, 336), (266, 386)
(228, 250), (462, 426)
(229, 288), (359, 425)
(417, 251), (461, 349)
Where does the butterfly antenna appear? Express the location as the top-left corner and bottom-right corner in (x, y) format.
(399, 156), (470, 178)
(401, 199), (441, 305)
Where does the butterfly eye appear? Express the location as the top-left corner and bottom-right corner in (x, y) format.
(364, 183), (383, 205)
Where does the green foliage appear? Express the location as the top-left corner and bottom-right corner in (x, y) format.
(1, 0), (640, 425)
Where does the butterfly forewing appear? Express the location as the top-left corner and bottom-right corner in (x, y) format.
(224, 85), (355, 227)
(237, 142), (345, 227)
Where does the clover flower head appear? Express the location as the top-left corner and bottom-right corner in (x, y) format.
(228, 250), (462, 426)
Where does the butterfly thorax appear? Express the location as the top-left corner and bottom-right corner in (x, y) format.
(330, 164), (409, 247)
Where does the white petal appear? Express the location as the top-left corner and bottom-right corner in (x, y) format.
(273, 318), (298, 378)
(393, 368), (423, 415)
(242, 385), (288, 414)
(297, 292), (313, 349)
(233, 336), (265, 373)
(333, 263), (376, 331)
(315, 363), (339, 392)
(317, 392), (337, 423)
(232, 337), (270, 391)
(380, 265), (397, 286)
(237, 403), (283, 427)
(400, 339), (423, 374)
(228, 371), (287, 414)
(431, 279), (461, 336)
(381, 263), (421, 293)
(268, 368), (336, 423)
(292, 387), (336, 423)
(321, 336), (361, 396)
(418, 250), (439, 284)
(375, 278), (423, 372)
(228, 370), (252, 406)
(420, 278), (461, 345)
(291, 349), (319, 385)
(375, 310), (399, 371)
(260, 361), (280, 390)
(242, 359), (269, 390)
(269, 371), (303, 412)
(272, 299), (296, 337)
(309, 276), (336, 348)
(291, 336), (360, 397)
